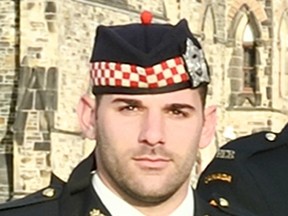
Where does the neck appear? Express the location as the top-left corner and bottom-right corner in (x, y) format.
(97, 169), (190, 216)
(134, 182), (190, 216)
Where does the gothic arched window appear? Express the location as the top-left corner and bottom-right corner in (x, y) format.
(242, 22), (256, 92)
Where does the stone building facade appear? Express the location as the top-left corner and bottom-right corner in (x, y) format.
(0, 0), (288, 202)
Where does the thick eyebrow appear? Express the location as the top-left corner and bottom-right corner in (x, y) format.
(164, 103), (195, 111)
(111, 98), (195, 111)
(111, 98), (143, 106)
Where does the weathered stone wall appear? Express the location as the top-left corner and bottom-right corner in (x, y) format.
(1, 0), (288, 202)
(271, 0), (288, 113)
(11, 0), (58, 198)
(206, 0), (288, 147)
(0, 0), (18, 203)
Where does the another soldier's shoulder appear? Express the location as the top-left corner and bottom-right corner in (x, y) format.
(0, 174), (64, 215)
(197, 124), (288, 216)
(218, 125), (288, 160)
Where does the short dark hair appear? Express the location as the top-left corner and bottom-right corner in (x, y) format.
(198, 83), (208, 107)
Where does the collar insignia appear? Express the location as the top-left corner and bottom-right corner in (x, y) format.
(89, 209), (106, 216)
(215, 149), (235, 159)
(204, 173), (232, 184)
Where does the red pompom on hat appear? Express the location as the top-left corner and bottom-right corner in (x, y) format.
(141, 11), (153, 25)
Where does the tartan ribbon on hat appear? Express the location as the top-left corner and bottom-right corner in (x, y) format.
(90, 57), (189, 89)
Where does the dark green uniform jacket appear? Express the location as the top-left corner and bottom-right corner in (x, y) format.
(197, 124), (288, 216)
(0, 151), (254, 216)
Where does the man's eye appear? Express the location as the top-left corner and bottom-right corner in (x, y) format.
(169, 109), (188, 118)
(119, 105), (139, 112)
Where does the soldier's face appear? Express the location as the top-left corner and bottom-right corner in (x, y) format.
(93, 88), (216, 206)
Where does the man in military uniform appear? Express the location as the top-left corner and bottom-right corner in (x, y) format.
(0, 11), (252, 216)
(197, 125), (288, 216)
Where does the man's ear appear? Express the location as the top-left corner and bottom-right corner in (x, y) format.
(76, 94), (97, 140)
(199, 105), (217, 149)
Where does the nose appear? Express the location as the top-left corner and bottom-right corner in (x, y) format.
(138, 110), (165, 146)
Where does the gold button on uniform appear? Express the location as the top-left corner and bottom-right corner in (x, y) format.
(265, 132), (276, 141)
(89, 209), (106, 216)
(209, 199), (218, 207)
(42, 188), (55, 198)
(219, 197), (229, 207)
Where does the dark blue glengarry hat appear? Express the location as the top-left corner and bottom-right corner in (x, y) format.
(90, 11), (210, 95)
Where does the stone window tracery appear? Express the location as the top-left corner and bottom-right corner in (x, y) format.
(227, 7), (263, 108)
(242, 22), (257, 92)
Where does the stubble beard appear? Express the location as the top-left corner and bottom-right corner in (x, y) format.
(96, 127), (195, 206)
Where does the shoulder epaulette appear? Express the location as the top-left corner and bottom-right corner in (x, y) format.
(0, 173), (64, 211)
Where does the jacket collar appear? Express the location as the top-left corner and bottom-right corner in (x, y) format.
(66, 150), (96, 194)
